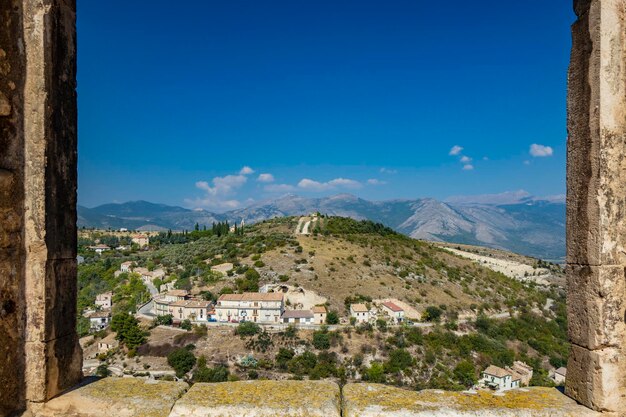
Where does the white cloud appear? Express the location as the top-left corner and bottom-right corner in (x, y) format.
(379, 167), (398, 174)
(239, 166), (255, 175)
(462, 164), (474, 171)
(188, 170), (250, 211)
(257, 173), (275, 183)
(298, 178), (362, 192)
(460, 155), (472, 163)
(367, 179), (387, 185)
(529, 144), (553, 157)
(264, 183), (296, 193)
(449, 145), (463, 156)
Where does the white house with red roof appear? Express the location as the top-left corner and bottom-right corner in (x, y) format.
(380, 301), (405, 323)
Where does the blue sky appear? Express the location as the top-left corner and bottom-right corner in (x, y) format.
(78, 1), (574, 211)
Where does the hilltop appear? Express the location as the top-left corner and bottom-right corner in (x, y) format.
(78, 193), (565, 261)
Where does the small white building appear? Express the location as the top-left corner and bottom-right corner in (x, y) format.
(551, 367), (567, 385)
(154, 290), (190, 316)
(89, 244), (110, 255)
(350, 304), (370, 324)
(95, 291), (113, 310)
(120, 261), (133, 273)
(312, 305), (327, 325)
(281, 309), (314, 324)
(89, 311), (111, 331)
(481, 365), (522, 391)
(380, 301), (405, 323)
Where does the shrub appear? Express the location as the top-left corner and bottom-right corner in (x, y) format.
(326, 310), (339, 325)
(96, 364), (111, 377)
(384, 349), (413, 373)
(155, 314), (173, 326)
(180, 319), (192, 331)
(422, 306), (442, 322)
(236, 321), (261, 337)
(312, 331), (331, 350)
(167, 348), (196, 378)
(366, 362), (385, 383)
(193, 364), (230, 383)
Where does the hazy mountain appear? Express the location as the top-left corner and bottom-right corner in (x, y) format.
(78, 194), (565, 261)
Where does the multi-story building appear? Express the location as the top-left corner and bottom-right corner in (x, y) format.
(95, 291), (113, 310)
(132, 234), (149, 248)
(169, 299), (212, 322)
(215, 292), (284, 324)
(312, 305), (327, 324)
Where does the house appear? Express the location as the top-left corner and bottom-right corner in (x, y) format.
(169, 299), (212, 322)
(132, 234), (149, 248)
(120, 261), (133, 273)
(481, 365), (522, 391)
(215, 292), (284, 323)
(89, 244), (110, 255)
(380, 301), (405, 323)
(551, 367), (567, 385)
(89, 310), (111, 331)
(312, 305), (327, 324)
(510, 361), (534, 386)
(154, 290), (190, 316)
(95, 292), (112, 310)
(98, 333), (119, 352)
(281, 309), (314, 324)
(350, 304), (370, 324)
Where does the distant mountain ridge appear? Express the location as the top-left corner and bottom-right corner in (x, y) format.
(78, 194), (565, 261)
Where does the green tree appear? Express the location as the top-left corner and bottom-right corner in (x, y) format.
(167, 348), (196, 378)
(111, 313), (146, 350)
(454, 360), (477, 388)
(325, 310), (339, 325)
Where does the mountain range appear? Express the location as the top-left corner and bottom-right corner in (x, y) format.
(78, 193), (565, 261)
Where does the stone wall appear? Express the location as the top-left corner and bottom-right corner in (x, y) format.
(0, 1), (81, 415)
(566, 0), (626, 413)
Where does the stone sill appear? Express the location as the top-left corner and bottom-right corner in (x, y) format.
(25, 377), (599, 417)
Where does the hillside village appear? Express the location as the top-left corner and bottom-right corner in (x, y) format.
(77, 215), (567, 391)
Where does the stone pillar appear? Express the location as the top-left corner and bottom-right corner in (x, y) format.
(0, 0), (81, 415)
(566, 0), (626, 413)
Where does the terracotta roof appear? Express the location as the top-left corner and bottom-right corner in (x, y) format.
(121, 261), (133, 266)
(282, 310), (314, 319)
(90, 244), (110, 249)
(351, 303), (369, 313)
(382, 301), (404, 312)
(312, 306), (327, 314)
(555, 367), (567, 376)
(218, 292), (283, 302)
(483, 365), (510, 378)
(167, 290), (189, 297)
(89, 311), (111, 319)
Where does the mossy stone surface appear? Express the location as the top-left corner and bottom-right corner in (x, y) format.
(169, 380), (341, 417)
(342, 384), (601, 417)
(32, 377), (188, 417)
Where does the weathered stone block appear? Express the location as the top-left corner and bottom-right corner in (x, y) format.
(342, 384), (600, 417)
(566, 265), (626, 349)
(169, 380), (341, 417)
(566, 344), (626, 413)
(45, 258), (78, 341)
(25, 333), (83, 402)
(567, 0), (626, 267)
(29, 377), (188, 417)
